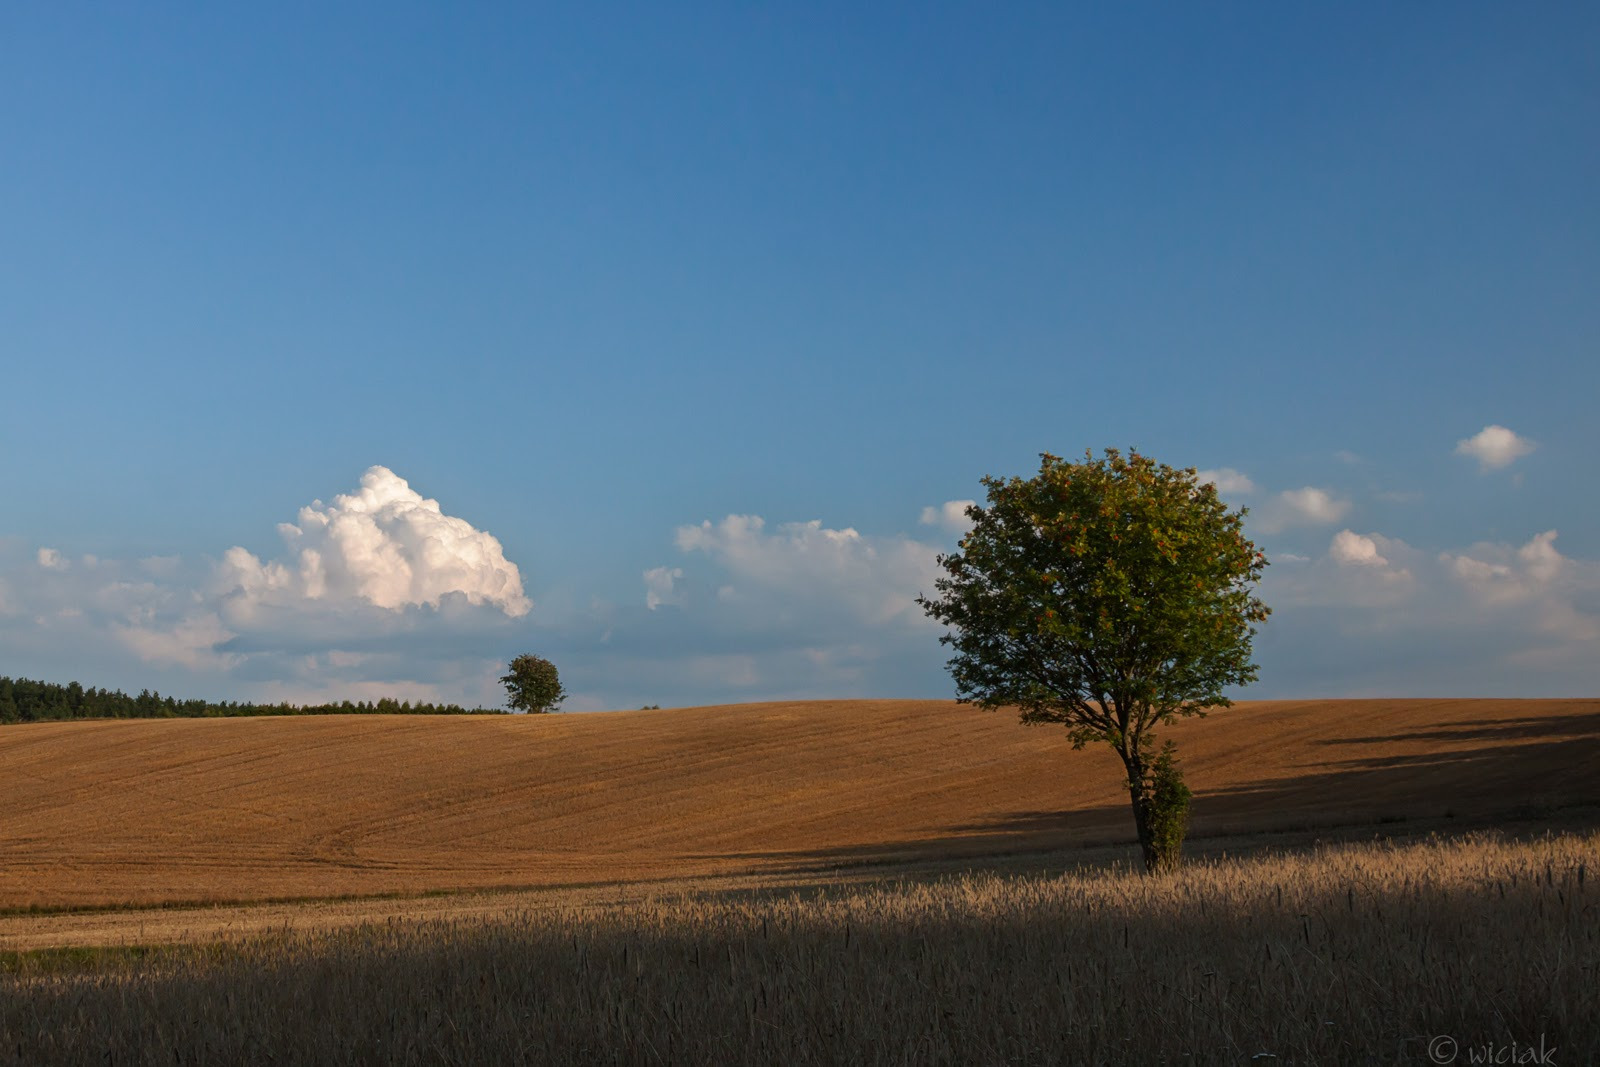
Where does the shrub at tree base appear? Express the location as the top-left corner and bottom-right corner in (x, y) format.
(1140, 741), (1193, 874)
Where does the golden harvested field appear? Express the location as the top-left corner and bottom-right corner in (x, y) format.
(2, 698), (1596, 917)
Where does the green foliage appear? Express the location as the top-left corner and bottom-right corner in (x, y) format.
(0, 675), (501, 724)
(918, 448), (1269, 736)
(500, 654), (567, 715)
(1140, 742), (1192, 874)
(918, 448), (1269, 871)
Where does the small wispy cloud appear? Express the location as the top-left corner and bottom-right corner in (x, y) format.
(1455, 424), (1537, 471)
(1254, 487), (1351, 533)
(643, 566), (682, 610)
(919, 499), (977, 534)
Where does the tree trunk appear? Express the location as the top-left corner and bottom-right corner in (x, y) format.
(1120, 749), (1162, 873)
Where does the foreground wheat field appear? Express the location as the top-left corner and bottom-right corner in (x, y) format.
(2, 698), (1597, 916)
(3, 831), (1594, 1065)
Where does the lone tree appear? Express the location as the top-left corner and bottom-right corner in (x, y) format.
(500, 654), (567, 714)
(918, 449), (1269, 873)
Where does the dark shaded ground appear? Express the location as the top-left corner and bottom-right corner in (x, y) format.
(720, 712), (1600, 874)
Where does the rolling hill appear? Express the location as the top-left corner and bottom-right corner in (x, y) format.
(2, 698), (1596, 910)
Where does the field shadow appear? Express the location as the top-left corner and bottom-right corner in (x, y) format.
(1316, 711), (1600, 747)
(1199, 734), (1600, 817)
(713, 725), (1600, 876)
(699, 801), (1141, 871)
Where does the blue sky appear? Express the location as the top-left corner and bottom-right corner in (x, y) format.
(3, 3), (1596, 709)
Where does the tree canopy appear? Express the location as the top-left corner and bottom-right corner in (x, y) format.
(500, 654), (567, 714)
(918, 448), (1269, 870)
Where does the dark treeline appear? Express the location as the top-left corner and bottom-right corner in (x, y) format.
(0, 675), (504, 725)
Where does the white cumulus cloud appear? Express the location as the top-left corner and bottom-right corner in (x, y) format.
(1442, 531), (1571, 607)
(1267, 529), (1418, 612)
(1194, 468), (1256, 494)
(0, 472), (535, 708)
(216, 466), (531, 620)
(1455, 425), (1537, 471)
(1329, 530), (1388, 568)
(1255, 487), (1351, 533)
(1442, 530), (1600, 653)
(1261, 526), (1600, 692)
(919, 499), (977, 534)
(674, 514), (939, 628)
(578, 508), (955, 707)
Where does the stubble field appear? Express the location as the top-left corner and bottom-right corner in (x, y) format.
(2, 698), (1597, 1063)
(1, 698), (1595, 914)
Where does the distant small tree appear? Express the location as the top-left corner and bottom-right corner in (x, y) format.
(500, 654), (567, 714)
(918, 449), (1269, 873)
